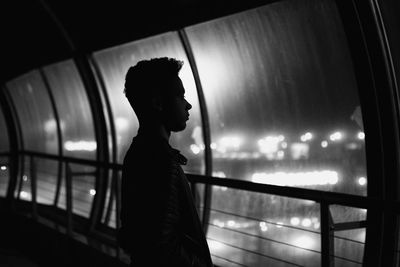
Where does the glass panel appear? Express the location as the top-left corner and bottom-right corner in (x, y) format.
(330, 205), (367, 224)
(0, 107), (9, 152)
(58, 164), (96, 218)
(0, 157), (9, 197)
(334, 229), (365, 266)
(6, 71), (58, 154)
(43, 60), (96, 160)
(72, 164), (95, 218)
(93, 32), (204, 174)
(207, 187), (320, 266)
(185, 0), (366, 195)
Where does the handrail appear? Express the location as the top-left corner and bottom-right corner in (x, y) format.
(6, 150), (400, 212)
(4, 150), (400, 267)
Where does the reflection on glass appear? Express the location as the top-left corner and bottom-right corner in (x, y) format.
(43, 60), (97, 160)
(0, 108), (9, 152)
(6, 71), (58, 154)
(208, 187), (320, 266)
(93, 32), (204, 174)
(185, 0), (366, 195)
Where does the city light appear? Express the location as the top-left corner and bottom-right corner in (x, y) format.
(212, 171), (226, 178)
(301, 218), (312, 227)
(20, 191), (29, 199)
(89, 189), (96, 196)
(290, 143), (309, 160)
(210, 143), (217, 149)
(321, 140), (328, 148)
(227, 220), (236, 227)
(0, 165), (7, 171)
(219, 136), (242, 150)
(358, 132), (365, 140)
(258, 135), (284, 154)
(23, 175), (28, 181)
(276, 222), (283, 228)
(251, 170), (339, 186)
(329, 131), (343, 141)
(259, 221), (268, 232)
(190, 144), (201, 154)
(300, 132), (313, 142)
(64, 141), (97, 151)
(358, 177), (367, 186)
(290, 217), (300, 226)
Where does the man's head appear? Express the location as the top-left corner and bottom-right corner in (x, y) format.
(124, 57), (192, 132)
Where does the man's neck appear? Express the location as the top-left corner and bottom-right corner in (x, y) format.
(139, 122), (171, 142)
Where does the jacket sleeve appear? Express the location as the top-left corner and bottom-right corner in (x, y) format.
(155, 166), (210, 267)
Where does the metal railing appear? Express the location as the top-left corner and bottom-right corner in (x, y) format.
(1, 150), (400, 266)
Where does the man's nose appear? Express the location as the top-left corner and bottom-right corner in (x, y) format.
(186, 100), (192, 110)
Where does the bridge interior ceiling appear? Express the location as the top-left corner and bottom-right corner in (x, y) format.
(0, 0), (400, 266)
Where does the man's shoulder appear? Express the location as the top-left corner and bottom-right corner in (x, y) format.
(123, 136), (172, 168)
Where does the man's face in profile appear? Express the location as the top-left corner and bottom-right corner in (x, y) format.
(161, 76), (192, 132)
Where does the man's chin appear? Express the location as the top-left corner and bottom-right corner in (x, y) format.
(171, 122), (187, 132)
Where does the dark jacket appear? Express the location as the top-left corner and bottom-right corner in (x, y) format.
(118, 129), (213, 267)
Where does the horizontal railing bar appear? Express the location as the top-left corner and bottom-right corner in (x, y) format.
(188, 174), (400, 211)
(11, 150), (400, 212)
(333, 221), (367, 231)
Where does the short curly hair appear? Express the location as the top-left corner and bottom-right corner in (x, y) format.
(124, 57), (183, 118)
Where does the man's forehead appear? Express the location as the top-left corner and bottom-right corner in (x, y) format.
(168, 76), (185, 95)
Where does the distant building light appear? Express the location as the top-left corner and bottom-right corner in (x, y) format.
(23, 175), (28, 181)
(0, 165), (7, 171)
(302, 218), (312, 227)
(290, 217), (300, 226)
(281, 142), (288, 149)
(227, 220), (235, 227)
(210, 143), (217, 150)
(276, 222), (283, 228)
(313, 222), (320, 229)
(219, 136), (242, 150)
(290, 143), (309, 160)
(20, 191), (29, 199)
(64, 141), (97, 151)
(300, 132), (313, 142)
(321, 141), (328, 148)
(190, 144), (201, 154)
(358, 177), (367, 186)
(89, 189), (96, 196)
(252, 170), (339, 186)
(277, 150), (285, 160)
(259, 221), (268, 232)
(358, 132), (365, 140)
(329, 131), (343, 141)
(258, 135), (283, 154)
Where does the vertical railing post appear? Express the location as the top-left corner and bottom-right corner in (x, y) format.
(30, 155), (38, 220)
(65, 162), (73, 237)
(321, 201), (334, 267)
(178, 29), (213, 232)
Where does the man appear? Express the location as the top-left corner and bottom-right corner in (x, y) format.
(118, 57), (213, 267)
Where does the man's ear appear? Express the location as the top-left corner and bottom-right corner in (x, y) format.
(151, 97), (163, 112)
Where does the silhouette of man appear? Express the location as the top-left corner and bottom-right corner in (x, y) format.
(118, 57), (213, 267)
